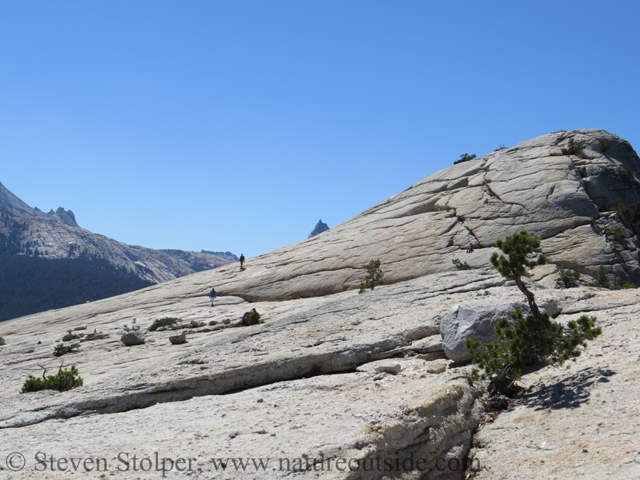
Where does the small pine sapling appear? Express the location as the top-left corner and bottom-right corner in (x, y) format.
(467, 230), (602, 394)
(359, 260), (385, 293)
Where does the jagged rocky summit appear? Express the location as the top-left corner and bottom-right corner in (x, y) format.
(1, 129), (640, 479)
(308, 219), (329, 238)
(201, 250), (239, 262)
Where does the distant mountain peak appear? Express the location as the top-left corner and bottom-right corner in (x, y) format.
(0, 182), (38, 215)
(51, 207), (79, 227)
(0, 182), (79, 227)
(201, 250), (239, 262)
(308, 219), (329, 238)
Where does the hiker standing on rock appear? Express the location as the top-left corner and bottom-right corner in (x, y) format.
(209, 287), (217, 307)
(239, 254), (245, 270)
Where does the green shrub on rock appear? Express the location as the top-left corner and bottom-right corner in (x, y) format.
(557, 265), (581, 288)
(454, 153), (476, 165)
(21, 365), (84, 393)
(587, 266), (611, 289)
(53, 343), (80, 357)
(242, 309), (261, 326)
(148, 317), (181, 331)
(467, 230), (602, 394)
(359, 259), (385, 293)
(605, 226), (626, 246)
(452, 258), (472, 270)
(563, 137), (586, 156)
(467, 310), (602, 393)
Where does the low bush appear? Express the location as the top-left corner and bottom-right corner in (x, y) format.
(53, 343), (80, 357)
(122, 318), (139, 332)
(467, 310), (602, 393)
(454, 153), (476, 165)
(605, 226), (626, 245)
(148, 317), (181, 331)
(587, 266), (611, 289)
(21, 365), (84, 393)
(452, 258), (472, 270)
(557, 265), (581, 288)
(563, 137), (586, 156)
(242, 309), (261, 326)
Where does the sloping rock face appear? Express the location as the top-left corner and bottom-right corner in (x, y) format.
(0, 270), (506, 479)
(2, 130), (640, 479)
(199, 130), (640, 301)
(0, 183), (233, 283)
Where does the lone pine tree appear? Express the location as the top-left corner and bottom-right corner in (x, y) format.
(467, 230), (602, 394)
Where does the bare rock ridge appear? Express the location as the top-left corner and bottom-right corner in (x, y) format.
(201, 250), (239, 262)
(1, 129), (640, 479)
(203, 129), (640, 301)
(0, 183), (234, 284)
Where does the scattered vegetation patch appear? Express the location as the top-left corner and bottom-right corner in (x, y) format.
(454, 153), (476, 165)
(359, 259), (385, 293)
(21, 365), (84, 393)
(494, 144), (507, 151)
(148, 317), (181, 331)
(242, 308), (261, 326)
(122, 318), (140, 332)
(452, 258), (472, 270)
(598, 138), (611, 154)
(610, 202), (640, 235)
(605, 226), (626, 246)
(557, 264), (581, 288)
(563, 137), (586, 156)
(587, 266), (611, 289)
(622, 282), (636, 289)
(53, 343), (80, 357)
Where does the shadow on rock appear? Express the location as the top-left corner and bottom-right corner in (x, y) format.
(517, 366), (615, 410)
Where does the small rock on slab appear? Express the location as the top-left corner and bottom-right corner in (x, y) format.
(0, 337), (5, 346)
(440, 299), (531, 362)
(121, 331), (145, 346)
(73, 325), (87, 331)
(375, 364), (402, 375)
(169, 331), (187, 345)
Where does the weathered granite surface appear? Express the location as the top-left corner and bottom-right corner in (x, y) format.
(1, 130), (640, 479)
(186, 130), (640, 301)
(469, 288), (640, 480)
(0, 270), (507, 479)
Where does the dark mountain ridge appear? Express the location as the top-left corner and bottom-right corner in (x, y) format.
(0, 182), (235, 321)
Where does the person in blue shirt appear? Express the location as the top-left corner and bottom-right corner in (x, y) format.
(209, 287), (217, 307)
(239, 254), (245, 270)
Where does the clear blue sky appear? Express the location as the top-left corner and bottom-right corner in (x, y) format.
(1, 1), (639, 258)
